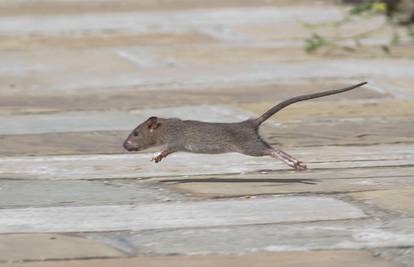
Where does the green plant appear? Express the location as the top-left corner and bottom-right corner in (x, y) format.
(304, 0), (414, 54)
(408, 25), (414, 39)
(304, 34), (330, 53)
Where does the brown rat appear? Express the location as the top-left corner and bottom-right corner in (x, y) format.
(123, 82), (367, 170)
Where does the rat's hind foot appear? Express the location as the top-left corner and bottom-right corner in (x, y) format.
(293, 161), (307, 171)
(266, 148), (307, 171)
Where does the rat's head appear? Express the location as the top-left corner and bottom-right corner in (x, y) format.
(123, 116), (161, 152)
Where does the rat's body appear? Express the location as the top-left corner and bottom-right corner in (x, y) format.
(149, 119), (268, 155)
(124, 82), (367, 170)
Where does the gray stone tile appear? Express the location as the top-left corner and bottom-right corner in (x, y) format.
(0, 105), (251, 135)
(352, 188), (414, 217)
(87, 219), (414, 255)
(0, 145), (411, 180)
(0, 180), (183, 209)
(0, 7), (342, 36)
(166, 173), (414, 197)
(0, 197), (365, 233)
(376, 247), (414, 267)
(0, 251), (401, 267)
(0, 233), (124, 262)
(3, 59), (414, 93)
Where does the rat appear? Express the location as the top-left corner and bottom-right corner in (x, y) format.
(123, 81), (367, 170)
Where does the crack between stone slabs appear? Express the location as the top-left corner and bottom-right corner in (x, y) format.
(26, 216), (371, 237)
(0, 188), (384, 211)
(200, 189), (390, 200)
(4, 246), (414, 265)
(158, 174), (414, 185)
(295, 141), (414, 148)
(336, 193), (406, 220)
(152, 170), (414, 184)
(0, 255), (128, 264)
(1, 166), (411, 185)
(370, 247), (414, 267)
(310, 158), (412, 163)
(72, 164), (414, 182)
(151, 189), (409, 226)
(1, 164), (410, 182)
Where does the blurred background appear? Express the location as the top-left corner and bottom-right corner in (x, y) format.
(0, 1), (413, 267)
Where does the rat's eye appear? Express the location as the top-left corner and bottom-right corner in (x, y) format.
(133, 132), (138, 137)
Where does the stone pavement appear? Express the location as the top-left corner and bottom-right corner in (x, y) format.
(0, 0), (413, 266)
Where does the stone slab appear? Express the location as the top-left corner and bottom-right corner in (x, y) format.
(2, 46), (414, 95)
(0, 7), (342, 36)
(0, 0), (330, 13)
(3, 59), (414, 93)
(86, 219), (414, 255)
(373, 78), (414, 99)
(0, 145), (411, 180)
(0, 105), (251, 135)
(242, 99), (414, 123)
(0, 197), (365, 233)
(0, 233), (123, 262)
(0, 251), (400, 267)
(0, 180), (183, 209)
(377, 247), (414, 267)
(165, 172), (414, 197)
(261, 116), (414, 147)
(0, 81), (384, 112)
(0, 131), (128, 156)
(0, 5), (398, 47)
(351, 187), (414, 217)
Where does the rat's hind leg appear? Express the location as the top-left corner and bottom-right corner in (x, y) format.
(265, 147), (307, 171)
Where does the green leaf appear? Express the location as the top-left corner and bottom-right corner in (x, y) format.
(391, 31), (400, 45)
(304, 33), (328, 53)
(349, 2), (373, 16)
(408, 26), (414, 40)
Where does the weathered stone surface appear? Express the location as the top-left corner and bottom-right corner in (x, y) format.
(0, 180), (182, 209)
(351, 187), (414, 216)
(262, 116), (414, 147)
(0, 81), (383, 113)
(0, 234), (124, 262)
(0, 131), (128, 156)
(373, 78), (414, 99)
(0, 7), (343, 37)
(165, 170), (414, 197)
(376, 247), (414, 267)
(86, 219), (414, 255)
(0, 197), (365, 233)
(0, 144), (411, 180)
(0, 106), (251, 135)
(0, 0), (413, 265)
(0, 0), (336, 16)
(3, 59), (414, 93)
(0, 251), (400, 267)
(243, 99), (414, 123)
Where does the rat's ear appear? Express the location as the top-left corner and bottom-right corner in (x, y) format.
(146, 116), (160, 130)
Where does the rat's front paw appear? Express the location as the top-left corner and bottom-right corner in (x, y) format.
(151, 153), (164, 163)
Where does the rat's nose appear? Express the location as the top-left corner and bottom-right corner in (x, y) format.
(123, 140), (137, 151)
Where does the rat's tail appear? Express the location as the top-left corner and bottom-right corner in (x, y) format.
(253, 81), (368, 127)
